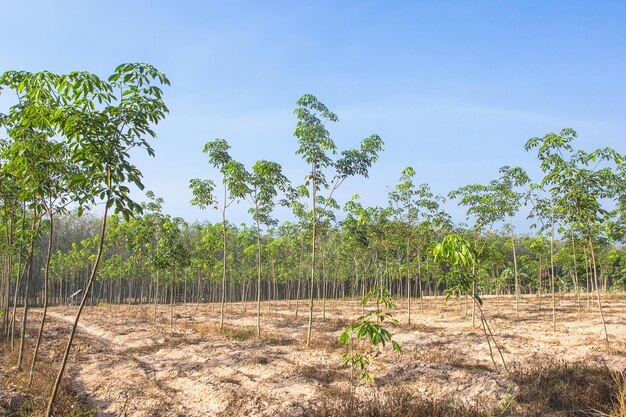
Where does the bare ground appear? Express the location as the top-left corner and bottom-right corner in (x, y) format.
(20, 293), (626, 416)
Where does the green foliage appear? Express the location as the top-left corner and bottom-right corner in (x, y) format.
(150, 217), (190, 272)
(525, 129), (623, 240)
(190, 138), (249, 214)
(294, 93), (338, 173)
(389, 167), (448, 225)
(189, 178), (217, 210)
(292, 93), (384, 347)
(433, 233), (481, 303)
(338, 285), (401, 385)
(293, 93), (384, 199)
(247, 159), (289, 226)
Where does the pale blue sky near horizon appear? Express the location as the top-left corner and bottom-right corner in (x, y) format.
(1, 1), (625, 230)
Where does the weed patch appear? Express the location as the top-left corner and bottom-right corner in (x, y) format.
(223, 325), (256, 341)
(511, 360), (625, 416)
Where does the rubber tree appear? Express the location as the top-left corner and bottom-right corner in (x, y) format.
(142, 193), (169, 321)
(284, 191), (312, 320)
(526, 180), (565, 324)
(244, 160), (288, 338)
(190, 139), (248, 330)
(390, 170), (448, 322)
(532, 137), (622, 351)
(44, 63), (169, 416)
(152, 217), (190, 326)
(388, 167), (418, 323)
(0, 70), (61, 363)
(567, 148), (622, 350)
(524, 129), (581, 333)
(343, 195), (392, 316)
(449, 181), (503, 326)
(17, 137), (75, 386)
(0, 165), (21, 342)
(433, 233), (509, 373)
(292, 93), (384, 348)
(0, 161), (23, 352)
(0, 90), (22, 341)
(490, 166), (530, 317)
(3, 71), (93, 376)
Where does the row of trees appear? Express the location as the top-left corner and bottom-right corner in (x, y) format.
(0, 63), (170, 415)
(3, 145), (625, 345)
(37, 206), (626, 311)
(0, 63), (624, 412)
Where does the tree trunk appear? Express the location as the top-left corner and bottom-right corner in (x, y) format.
(256, 213), (262, 338)
(306, 163), (316, 349)
(220, 183), (227, 331)
(46, 194), (110, 417)
(17, 213), (38, 370)
(588, 235), (610, 352)
(153, 270), (159, 322)
(511, 221), (519, 318)
(294, 239), (304, 319)
(169, 278), (174, 327)
(28, 208), (54, 386)
(550, 198), (556, 331)
(406, 208), (411, 324)
(570, 228), (581, 318)
(322, 249), (326, 322)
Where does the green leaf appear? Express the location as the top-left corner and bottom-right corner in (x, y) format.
(338, 330), (350, 346)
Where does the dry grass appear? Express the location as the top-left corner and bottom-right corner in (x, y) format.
(511, 361), (625, 417)
(609, 371), (626, 417)
(186, 320), (257, 341)
(318, 317), (352, 332)
(8, 295), (625, 416)
(245, 354), (271, 365)
(401, 322), (440, 333)
(402, 346), (493, 377)
(0, 343), (96, 417)
(308, 387), (496, 417)
(299, 364), (344, 385)
(265, 333), (295, 346)
(305, 361), (626, 417)
(309, 333), (341, 351)
(222, 325), (257, 341)
(221, 375), (242, 385)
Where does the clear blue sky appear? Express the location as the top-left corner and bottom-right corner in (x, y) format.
(2, 1), (625, 229)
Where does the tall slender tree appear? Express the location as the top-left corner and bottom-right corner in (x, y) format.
(190, 139), (248, 330)
(491, 166), (530, 317)
(244, 160), (288, 338)
(41, 63), (169, 416)
(292, 94), (383, 348)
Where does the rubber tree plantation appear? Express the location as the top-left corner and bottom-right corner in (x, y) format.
(1, 70), (625, 416)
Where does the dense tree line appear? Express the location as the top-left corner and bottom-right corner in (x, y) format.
(6, 194), (626, 317)
(0, 64), (625, 413)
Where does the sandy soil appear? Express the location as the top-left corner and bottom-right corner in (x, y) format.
(30, 293), (626, 416)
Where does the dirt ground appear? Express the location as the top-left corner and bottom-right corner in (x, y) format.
(24, 293), (626, 416)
